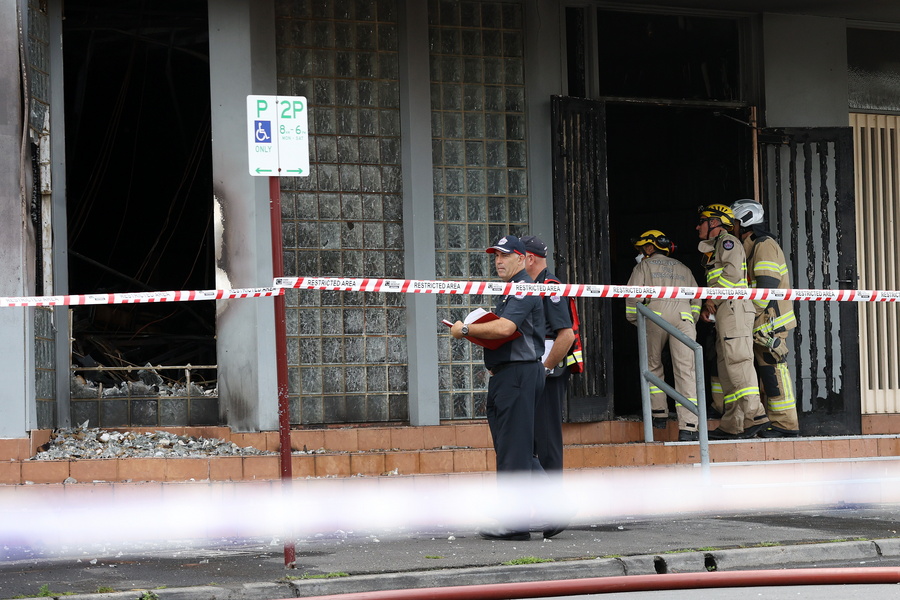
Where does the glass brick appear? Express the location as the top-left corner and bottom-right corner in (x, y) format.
(364, 251), (385, 274)
(343, 250), (363, 275)
(345, 337), (365, 362)
(485, 140), (506, 167)
(378, 81), (401, 108)
(486, 169), (507, 194)
(388, 366), (408, 392)
(299, 309), (322, 335)
(442, 112), (463, 138)
(509, 196), (528, 222)
(484, 85), (504, 111)
(384, 221), (403, 249)
(465, 140), (484, 166)
(342, 194), (362, 219)
(346, 366), (366, 392)
(336, 50), (356, 76)
(297, 250), (320, 274)
(316, 137), (338, 163)
(452, 393), (472, 419)
(359, 165), (382, 192)
(378, 24), (398, 52)
(469, 250), (490, 279)
(384, 250), (404, 276)
(380, 138), (400, 164)
(482, 30), (501, 57)
(366, 366), (387, 391)
(335, 22), (355, 48)
(319, 193), (341, 218)
(323, 396), (346, 423)
(435, 251), (447, 278)
(320, 221), (341, 248)
(357, 23), (377, 50)
(344, 308), (364, 334)
(465, 169), (486, 194)
(322, 337), (343, 363)
(364, 222), (385, 248)
(463, 85), (484, 111)
(464, 112), (485, 139)
(315, 106), (337, 134)
(484, 59), (503, 85)
(336, 107), (359, 135)
(431, 110), (443, 137)
(506, 141), (526, 167)
(361, 194), (383, 220)
(358, 52), (377, 78)
(448, 223), (466, 249)
(442, 84), (463, 111)
(313, 50), (336, 78)
(323, 366), (344, 393)
(444, 168), (464, 193)
(301, 367), (323, 394)
(383, 193), (402, 220)
(505, 115), (525, 140)
(336, 79), (359, 106)
(321, 308), (343, 335)
(365, 308), (387, 334)
(380, 53), (400, 80)
(443, 140), (464, 166)
(321, 250), (342, 275)
(313, 21), (335, 47)
(508, 169), (527, 195)
(485, 113), (506, 139)
(365, 337), (387, 362)
(358, 108), (379, 135)
(380, 110), (401, 136)
(505, 86), (524, 112)
(300, 396), (324, 425)
(448, 251), (467, 277)
(335, 0), (355, 19)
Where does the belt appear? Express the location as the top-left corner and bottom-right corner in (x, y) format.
(490, 360), (538, 375)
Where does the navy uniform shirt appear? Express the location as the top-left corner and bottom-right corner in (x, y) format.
(534, 268), (573, 341)
(483, 268), (545, 371)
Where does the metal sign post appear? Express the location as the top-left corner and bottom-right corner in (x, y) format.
(247, 95), (309, 568)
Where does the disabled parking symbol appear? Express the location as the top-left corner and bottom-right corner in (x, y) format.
(254, 120), (272, 143)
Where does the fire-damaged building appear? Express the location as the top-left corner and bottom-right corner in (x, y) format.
(3, 0), (900, 444)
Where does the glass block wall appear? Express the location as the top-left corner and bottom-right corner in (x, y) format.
(35, 307), (56, 429)
(430, 0), (529, 419)
(275, 0), (410, 424)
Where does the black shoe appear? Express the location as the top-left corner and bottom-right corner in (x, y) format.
(678, 430), (699, 441)
(479, 527), (530, 541)
(542, 524), (566, 539)
(740, 422), (770, 439)
(707, 427), (740, 440)
(652, 418), (668, 430)
(758, 426), (801, 438)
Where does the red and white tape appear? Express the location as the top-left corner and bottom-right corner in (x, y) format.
(3, 277), (900, 308)
(0, 287), (282, 308)
(275, 276), (900, 303)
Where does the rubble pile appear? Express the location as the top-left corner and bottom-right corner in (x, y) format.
(31, 425), (272, 460)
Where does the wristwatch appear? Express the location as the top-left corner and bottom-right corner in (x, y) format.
(545, 366), (553, 377)
(461, 324), (469, 336)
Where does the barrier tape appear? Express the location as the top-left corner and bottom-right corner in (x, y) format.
(276, 276), (900, 303)
(3, 276), (900, 308)
(0, 287), (282, 308)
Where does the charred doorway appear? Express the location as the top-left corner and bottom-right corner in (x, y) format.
(608, 103), (754, 417)
(62, 1), (216, 426)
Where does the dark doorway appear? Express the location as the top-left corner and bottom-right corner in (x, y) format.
(606, 103), (754, 417)
(62, 1), (215, 379)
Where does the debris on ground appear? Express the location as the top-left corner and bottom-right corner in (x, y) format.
(30, 424), (272, 460)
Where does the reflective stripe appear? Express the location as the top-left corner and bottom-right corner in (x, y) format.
(754, 260), (788, 276)
(724, 386), (760, 405)
(649, 385), (662, 395)
(768, 362), (796, 411)
(711, 381), (723, 394)
(675, 396), (698, 408)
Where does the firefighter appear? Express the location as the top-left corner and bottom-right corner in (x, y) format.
(625, 230), (702, 441)
(730, 199), (800, 437)
(697, 204), (770, 439)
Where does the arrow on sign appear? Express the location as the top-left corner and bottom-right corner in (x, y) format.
(255, 168), (273, 174)
(286, 168), (305, 174)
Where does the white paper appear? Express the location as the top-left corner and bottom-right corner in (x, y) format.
(464, 307), (490, 324)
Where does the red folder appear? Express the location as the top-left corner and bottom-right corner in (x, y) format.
(442, 308), (521, 350)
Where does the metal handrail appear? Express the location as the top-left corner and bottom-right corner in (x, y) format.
(635, 302), (709, 473)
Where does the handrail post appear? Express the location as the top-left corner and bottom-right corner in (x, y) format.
(636, 307), (654, 442)
(635, 303), (710, 473)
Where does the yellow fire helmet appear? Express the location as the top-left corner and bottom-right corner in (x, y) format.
(698, 203), (735, 228)
(632, 229), (673, 255)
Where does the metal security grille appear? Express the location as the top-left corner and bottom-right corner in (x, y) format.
(758, 127), (861, 435)
(551, 96), (613, 421)
(850, 113), (900, 414)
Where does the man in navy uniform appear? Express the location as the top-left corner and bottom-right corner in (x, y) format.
(449, 234), (545, 540)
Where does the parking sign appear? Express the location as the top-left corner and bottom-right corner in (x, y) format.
(246, 95), (310, 177)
